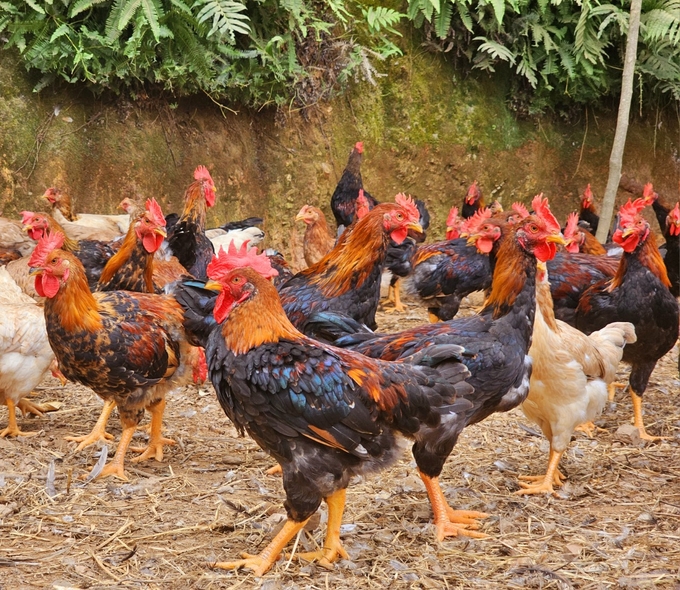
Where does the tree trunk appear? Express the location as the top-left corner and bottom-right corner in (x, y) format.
(596, 0), (643, 243)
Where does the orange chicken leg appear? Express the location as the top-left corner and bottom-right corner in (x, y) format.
(419, 470), (489, 540)
(516, 448), (565, 495)
(384, 279), (406, 313)
(292, 489), (349, 568)
(65, 399), (116, 450)
(1, 399), (40, 438)
(17, 398), (48, 417)
(631, 390), (669, 442)
(97, 422), (136, 481)
(130, 398), (175, 462)
(213, 517), (309, 576)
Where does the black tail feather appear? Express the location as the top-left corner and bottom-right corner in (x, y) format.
(171, 279), (219, 348)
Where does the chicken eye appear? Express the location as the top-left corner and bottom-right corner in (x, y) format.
(396, 212), (403, 220)
(232, 277), (241, 284)
(529, 224), (538, 233)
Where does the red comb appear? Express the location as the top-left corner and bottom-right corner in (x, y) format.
(618, 198), (648, 226)
(642, 182), (658, 203)
(207, 241), (279, 281)
(463, 207), (493, 234)
(20, 211), (35, 224)
(511, 202), (530, 219)
(669, 203), (680, 235)
(582, 184), (592, 201)
(29, 231), (65, 268)
(394, 193), (420, 222)
(563, 212), (579, 239)
(531, 193), (560, 233)
(356, 190), (370, 220)
(194, 165), (213, 183)
(446, 206), (459, 227)
(145, 198), (166, 227)
(354, 141), (363, 154)
(671, 202), (680, 221)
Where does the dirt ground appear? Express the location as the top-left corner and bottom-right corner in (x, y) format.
(1, 297), (679, 590)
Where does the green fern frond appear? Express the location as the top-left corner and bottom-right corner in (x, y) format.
(363, 6), (404, 35)
(474, 36), (516, 63)
(193, 0), (251, 42)
(69, 0), (108, 18)
(140, 0), (164, 41)
(434, 0), (453, 38)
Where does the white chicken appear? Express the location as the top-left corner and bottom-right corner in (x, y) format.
(42, 187), (129, 237)
(517, 262), (636, 495)
(208, 225), (265, 251)
(0, 267), (61, 437)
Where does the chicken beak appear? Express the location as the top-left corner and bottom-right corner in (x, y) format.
(22, 224), (32, 233)
(29, 267), (42, 276)
(407, 222), (423, 234)
(155, 227), (167, 238)
(621, 227), (636, 238)
(294, 212), (305, 222)
(545, 234), (567, 246)
(204, 279), (223, 292)
(466, 233), (480, 246)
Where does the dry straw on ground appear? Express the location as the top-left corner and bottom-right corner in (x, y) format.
(1, 298), (679, 589)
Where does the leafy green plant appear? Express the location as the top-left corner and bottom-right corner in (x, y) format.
(408, 0), (680, 112)
(0, 0), (405, 107)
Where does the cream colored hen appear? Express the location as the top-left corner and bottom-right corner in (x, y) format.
(518, 262), (636, 495)
(0, 267), (60, 437)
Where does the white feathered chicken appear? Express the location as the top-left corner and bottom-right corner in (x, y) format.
(42, 187), (130, 235)
(517, 262), (636, 495)
(0, 267), (62, 437)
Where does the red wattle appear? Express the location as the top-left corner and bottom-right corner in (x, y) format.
(477, 237), (494, 254)
(36, 274), (60, 298)
(143, 232), (164, 253)
(390, 227), (408, 245)
(534, 242), (557, 262)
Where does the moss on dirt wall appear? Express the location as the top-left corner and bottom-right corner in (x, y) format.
(1, 48), (679, 256)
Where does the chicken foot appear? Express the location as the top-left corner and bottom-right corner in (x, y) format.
(419, 470), (489, 541)
(383, 279), (406, 313)
(17, 398), (49, 417)
(631, 390), (669, 442)
(515, 448), (565, 496)
(574, 421), (606, 437)
(266, 463), (283, 476)
(290, 488), (349, 568)
(428, 312), (441, 323)
(212, 517), (309, 576)
(1, 399), (40, 438)
(65, 399), (116, 450)
(97, 422), (136, 481)
(130, 398), (175, 462)
(608, 381), (625, 402)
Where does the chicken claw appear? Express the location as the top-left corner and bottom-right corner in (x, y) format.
(16, 398), (48, 417)
(130, 398), (174, 462)
(631, 390), (670, 442)
(266, 463), (282, 476)
(574, 421), (606, 438)
(65, 399), (116, 451)
(293, 544), (349, 569)
(515, 449), (565, 496)
(130, 436), (176, 463)
(1, 399), (40, 438)
(383, 280), (406, 313)
(288, 489), (349, 568)
(419, 470), (490, 541)
(212, 519), (308, 576)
